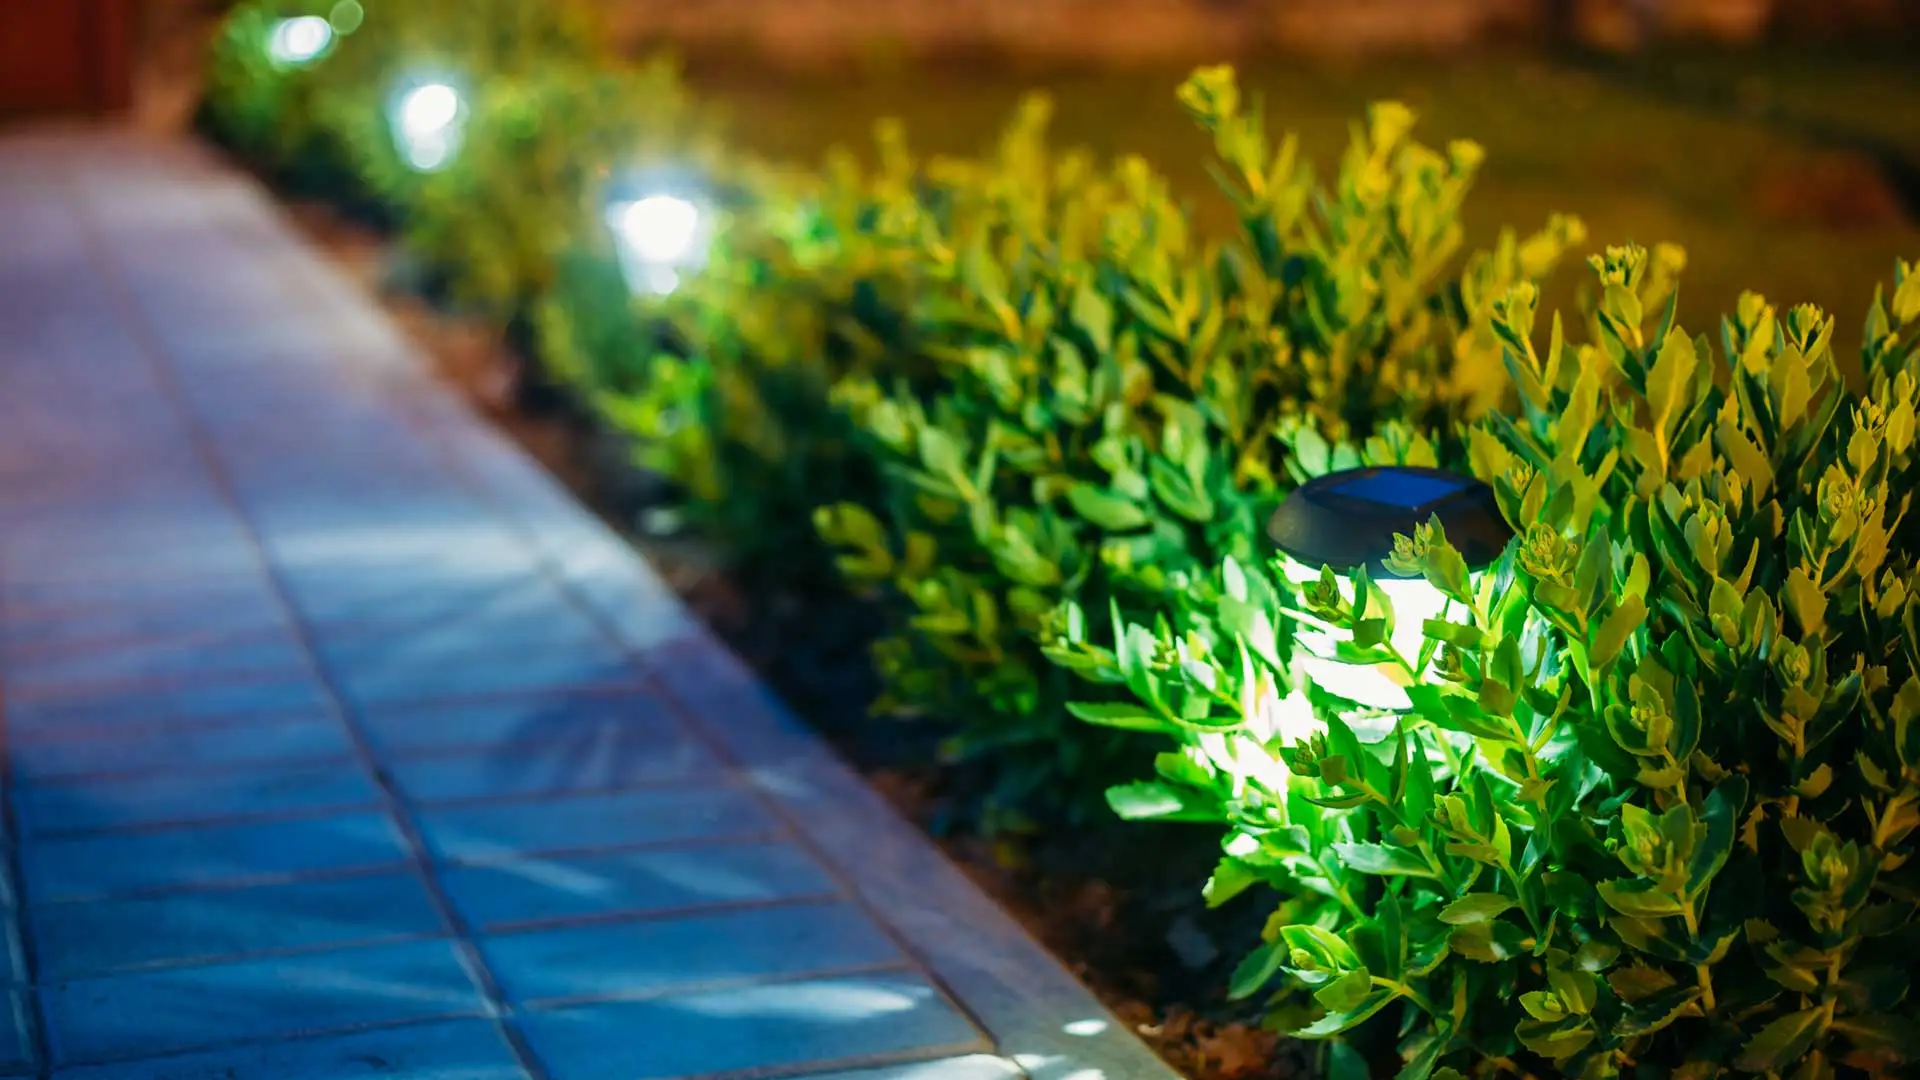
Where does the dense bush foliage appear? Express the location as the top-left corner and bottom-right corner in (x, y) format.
(1065, 255), (1920, 1076)
(199, 2), (357, 199)
(399, 58), (721, 317)
(201, 5), (1919, 1075)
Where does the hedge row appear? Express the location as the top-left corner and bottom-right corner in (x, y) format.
(202, 4), (1920, 1077)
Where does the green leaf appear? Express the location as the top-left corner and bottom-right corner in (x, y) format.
(1071, 283), (1114, 355)
(1326, 1040), (1371, 1080)
(1519, 990), (1568, 1023)
(1405, 685), (1508, 741)
(1603, 283), (1644, 334)
(1334, 843), (1437, 878)
(1423, 619), (1485, 648)
(1315, 969), (1374, 1013)
(1893, 267), (1920, 324)
(1783, 568), (1828, 638)
(1293, 988), (1397, 1039)
(1516, 1015), (1597, 1062)
(1105, 781), (1218, 822)
(1613, 982), (1702, 1038)
(1449, 919), (1527, 962)
(1428, 546), (1474, 607)
(1065, 701), (1170, 731)
(1229, 941), (1286, 999)
(1734, 1007), (1828, 1072)
(1065, 483), (1149, 531)
(1393, 1035), (1449, 1080)
(1833, 1013), (1920, 1060)
(1647, 328), (1700, 449)
(1608, 964), (1679, 1002)
(1589, 595), (1647, 671)
(1440, 893), (1518, 925)
(1688, 776), (1748, 898)
(1480, 635), (1523, 717)
(1204, 856), (1259, 907)
(1715, 402), (1777, 495)
(917, 428), (964, 479)
(1597, 880), (1687, 919)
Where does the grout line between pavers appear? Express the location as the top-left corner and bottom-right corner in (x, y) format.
(13, 733), (707, 786)
(0, 706), (350, 747)
(38, 887), (855, 986)
(10, 751), (365, 787)
(0, 661), (328, 703)
(48, 1009), (494, 1075)
(12, 750), (744, 836)
(0, 680), (674, 751)
(24, 829), (797, 911)
(14, 796), (387, 842)
(68, 161), (556, 1080)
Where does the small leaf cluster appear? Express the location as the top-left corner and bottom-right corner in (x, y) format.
(1069, 253), (1920, 1077)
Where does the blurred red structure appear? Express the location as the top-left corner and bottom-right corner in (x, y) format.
(0, 0), (135, 118)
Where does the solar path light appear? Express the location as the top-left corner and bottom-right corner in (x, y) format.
(1267, 465), (1512, 712)
(267, 15), (334, 68)
(601, 170), (713, 297)
(390, 78), (466, 173)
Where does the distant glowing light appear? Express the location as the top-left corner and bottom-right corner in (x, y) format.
(267, 16), (333, 67)
(604, 187), (712, 296)
(399, 83), (460, 138)
(615, 196), (702, 263)
(391, 81), (466, 173)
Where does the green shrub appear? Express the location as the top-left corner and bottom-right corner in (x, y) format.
(399, 57), (722, 319)
(200, 0), (617, 218)
(298, 0), (608, 213)
(1067, 252), (1920, 1077)
(816, 68), (1585, 826)
(200, 12), (1920, 1073)
(198, 2), (357, 196)
(531, 144), (899, 566)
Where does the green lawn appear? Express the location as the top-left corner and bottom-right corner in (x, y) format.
(689, 49), (1919, 362)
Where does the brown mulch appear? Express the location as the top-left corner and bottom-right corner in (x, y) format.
(281, 200), (1308, 1080)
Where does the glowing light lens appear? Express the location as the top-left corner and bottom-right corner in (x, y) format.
(613, 195), (702, 264)
(605, 191), (709, 295)
(267, 16), (333, 66)
(391, 82), (465, 172)
(399, 84), (461, 139)
(1280, 558), (1464, 712)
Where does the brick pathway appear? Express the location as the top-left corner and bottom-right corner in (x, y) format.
(0, 132), (1177, 1080)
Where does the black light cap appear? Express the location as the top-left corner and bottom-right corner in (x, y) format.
(1266, 465), (1513, 577)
